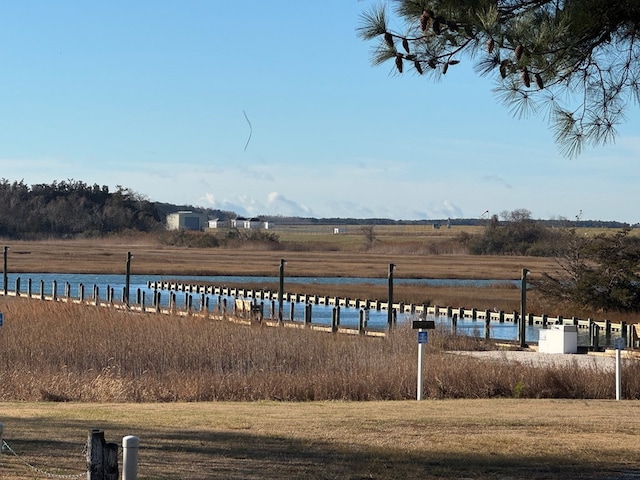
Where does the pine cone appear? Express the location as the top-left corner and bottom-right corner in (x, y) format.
(414, 60), (423, 75)
(433, 18), (442, 35)
(402, 38), (410, 54)
(420, 11), (430, 31)
(395, 54), (403, 73)
(442, 62), (449, 74)
(486, 38), (494, 54)
(384, 32), (394, 48)
(515, 45), (524, 61)
(499, 61), (508, 79)
(521, 67), (530, 87)
(534, 72), (544, 89)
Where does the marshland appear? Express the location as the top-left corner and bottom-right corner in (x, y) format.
(2, 228), (640, 479)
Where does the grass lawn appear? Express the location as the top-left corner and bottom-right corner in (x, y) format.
(2, 399), (640, 479)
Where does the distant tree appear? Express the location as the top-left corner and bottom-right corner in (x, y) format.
(462, 208), (560, 255)
(534, 228), (640, 312)
(360, 225), (378, 250)
(358, 0), (640, 157)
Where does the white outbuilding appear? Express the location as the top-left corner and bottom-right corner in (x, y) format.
(166, 211), (208, 231)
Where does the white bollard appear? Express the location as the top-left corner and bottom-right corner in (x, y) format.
(122, 435), (139, 480)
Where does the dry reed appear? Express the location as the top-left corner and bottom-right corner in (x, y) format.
(0, 296), (637, 402)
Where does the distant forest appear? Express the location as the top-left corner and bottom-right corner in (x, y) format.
(0, 179), (632, 240)
(0, 179), (164, 238)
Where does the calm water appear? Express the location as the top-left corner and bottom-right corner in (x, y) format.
(2, 273), (613, 345)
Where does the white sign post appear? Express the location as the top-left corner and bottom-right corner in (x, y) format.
(413, 320), (434, 401)
(417, 330), (427, 401)
(614, 337), (625, 400)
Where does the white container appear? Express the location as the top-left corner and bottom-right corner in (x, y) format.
(538, 325), (578, 354)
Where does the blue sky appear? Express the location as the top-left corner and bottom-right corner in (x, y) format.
(0, 1), (638, 223)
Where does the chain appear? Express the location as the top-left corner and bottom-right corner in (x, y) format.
(2, 439), (86, 479)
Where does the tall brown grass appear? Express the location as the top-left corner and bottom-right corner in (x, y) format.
(1, 296), (638, 402)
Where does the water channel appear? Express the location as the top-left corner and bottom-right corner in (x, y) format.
(2, 273), (613, 346)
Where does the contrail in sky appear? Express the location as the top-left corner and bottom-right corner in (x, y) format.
(243, 110), (252, 152)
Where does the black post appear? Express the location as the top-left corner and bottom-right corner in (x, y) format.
(87, 429), (119, 480)
(278, 258), (285, 323)
(125, 252), (132, 307)
(519, 268), (529, 347)
(387, 263), (395, 329)
(3, 246), (7, 296)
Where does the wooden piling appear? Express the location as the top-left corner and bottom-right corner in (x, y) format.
(87, 429), (118, 480)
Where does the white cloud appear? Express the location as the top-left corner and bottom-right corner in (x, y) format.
(265, 192), (313, 216)
(481, 175), (513, 189)
(428, 200), (464, 219)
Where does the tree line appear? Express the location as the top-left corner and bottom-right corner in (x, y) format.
(0, 179), (164, 238)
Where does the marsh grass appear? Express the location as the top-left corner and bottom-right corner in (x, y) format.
(1, 296), (638, 403)
(3, 236), (562, 279)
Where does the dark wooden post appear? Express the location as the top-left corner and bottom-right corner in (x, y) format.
(278, 259), (285, 323)
(87, 429), (119, 480)
(2, 246), (7, 296)
(387, 263), (395, 329)
(485, 313), (490, 340)
(27, 278), (32, 298)
(304, 303), (312, 327)
(519, 268), (529, 347)
(15, 277), (20, 297)
(331, 307), (339, 333)
(359, 308), (368, 335)
(592, 323), (600, 350)
(124, 251), (132, 307)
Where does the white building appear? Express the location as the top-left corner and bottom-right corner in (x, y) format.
(231, 217), (265, 229)
(166, 211), (208, 231)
